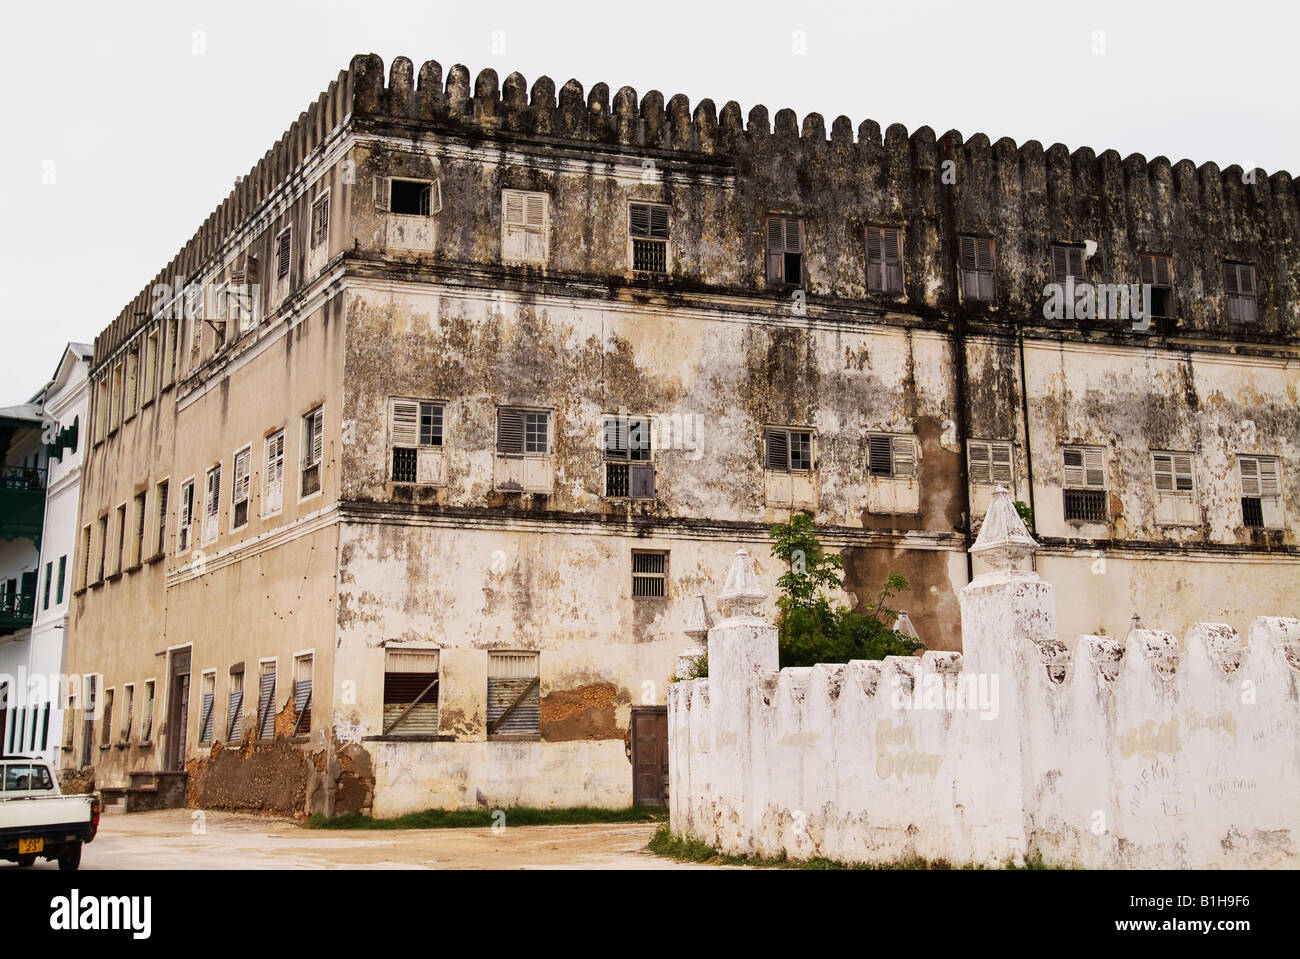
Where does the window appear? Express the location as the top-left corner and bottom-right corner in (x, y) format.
(94, 379), (108, 442)
(81, 676), (96, 766)
(198, 672), (215, 744)
(186, 292), (203, 366)
(765, 215), (804, 285)
(155, 481), (168, 556)
(42, 561), (52, 611)
(95, 517), (107, 582)
(385, 178), (438, 216)
(766, 427), (814, 472)
(497, 408), (549, 455)
(292, 654), (313, 735)
(275, 228), (292, 284)
(959, 235), (996, 302)
(56, 556), (66, 604)
(604, 414), (654, 499)
(125, 347), (139, 419)
(487, 652), (539, 737)
(866, 226), (903, 294)
(79, 525), (92, 589)
(143, 330), (158, 402)
(264, 431), (285, 514)
(133, 491), (147, 566)
(121, 684), (134, 743)
(1051, 244), (1086, 283)
(231, 447), (251, 529)
(389, 399), (444, 483)
(113, 503), (127, 575)
(1139, 253), (1173, 319)
(632, 550), (668, 598)
(202, 464), (221, 545)
(629, 203), (669, 273)
(226, 668), (244, 742)
(968, 440), (1014, 486)
(256, 661), (276, 741)
(383, 649), (440, 735)
(140, 680), (155, 741)
(111, 363), (123, 429)
(1225, 262), (1257, 324)
(301, 408), (323, 496)
(1062, 446), (1107, 522)
(868, 434), (918, 478)
(63, 690), (76, 749)
(1238, 455), (1282, 529)
(311, 194), (330, 248)
(502, 190), (548, 264)
(100, 688), (113, 746)
(177, 480), (195, 554)
(1152, 451), (1198, 525)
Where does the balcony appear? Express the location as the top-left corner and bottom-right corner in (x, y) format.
(0, 465), (45, 546)
(0, 588), (35, 636)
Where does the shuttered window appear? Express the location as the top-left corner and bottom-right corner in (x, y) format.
(487, 652), (539, 737)
(264, 431), (284, 515)
(121, 684), (135, 743)
(866, 226), (903, 293)
(257, 663), (277, 741)
(231, 447), (251, 529)
(386, 178), (437, 216)
(766, 215), (804, 284)
(292, 655), (313, 735)
(100, 689), (113, 746)
(133, 491), (147, 565)
(155, 480), (169, 555)
(1063, 446), (1107, 522)
(632, 550), (668, 598)
(629, 203), (669, 273)
(765, 428), (813, 472)
(301, 407), (323, 496)
(390, 399), (444, 482)
(276, 228), (291, 281)
(1051, 244), (1086, 283)
(202, 464), (221, 545)
(1152, 452), (1194, 493)
(141, 681), (155, 742)
(604, 414), (655, 499)
(868, 434), (917, 477)
(968, 440), (1014, 485)
(383, 649), (440, 736)
(226, 669), (244, 742)
(502, 189), (548, 264)
(497, 408), (549, 455)
(311, 194), (330, 248)
(959, 235), (996, 301)
(178, 481), (194, 553)
(198, 673), (215, 744)
(1224, 262), (1257, 324)
(1139, 253), (1174, 319)
(1238, 455), (1281, 529)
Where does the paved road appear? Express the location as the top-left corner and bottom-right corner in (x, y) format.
(4, 808), (710, 870)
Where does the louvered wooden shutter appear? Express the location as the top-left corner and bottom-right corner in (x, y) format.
(990, 442), (1013, 484)
(766, 428), (789, 470)
(309, 411), (323, 465)
(1153, 453), (1174, 492)
(525, 192), (545, 226)
(264, 433), (284, 513)
(968, 441), (991, 484)
(204, 467), (220, 541)
(892, 436), (917, 477)
(234, 449), (250, 503)
(375, 176), (390, 211)
(199, 690), (214, 742)
(867, 228), (884, 290)
(1052, 245), (1069, 284)
(868, 434), (894, 476)
(959, 235), (979, 298)
(1084, 448), (1104, 487)
(604, 416), (629, 458)
(882, 228), (902, 292)
(497, 408), (525, 454)
(391, 400), (419, 446)
(487, 652), (539, 736)
(1063, 448), (1085, 487)
(276, 230), (291, 279)
(227, 681), (243, 741)
(312, 196), (329, 247)
(1239, 457), (1260, 496)
(293, 657), (312, 732)
(504, 191), (525, 226)
(1173, 454), (1193, 491)
(257, 668), (276, 740)
(767, 217), (786, 281)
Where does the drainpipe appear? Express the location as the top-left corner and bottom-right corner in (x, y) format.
(1017, 328), (1038, 572)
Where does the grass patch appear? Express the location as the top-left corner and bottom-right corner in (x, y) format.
(303, 805), (668, 830)
(646, 824), (1068, 870)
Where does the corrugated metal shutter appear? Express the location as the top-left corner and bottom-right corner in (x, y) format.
(257, 668), (276, 740)
(198, 692), (214, 743)
(226, 687), (243, 741)
(293, 656), (313, 733)
(383, 650), (439, 735)
(487, 652), (539, 736)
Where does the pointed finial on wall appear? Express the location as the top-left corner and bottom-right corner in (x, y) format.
(969, 485), (1038, 572)
(718, 548), (766, 618)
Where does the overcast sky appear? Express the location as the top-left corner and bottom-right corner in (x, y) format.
(1, 0), (1295, 399)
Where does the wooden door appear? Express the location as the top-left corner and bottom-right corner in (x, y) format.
(631, 706), (668, 806)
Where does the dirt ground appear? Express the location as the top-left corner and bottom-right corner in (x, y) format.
(6, 808), (714, 870)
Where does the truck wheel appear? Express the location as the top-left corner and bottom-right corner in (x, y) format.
(17, 854), (37, 867)
(58, 844), (82, 871)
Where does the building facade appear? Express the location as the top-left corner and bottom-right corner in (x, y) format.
(1, 343), (90, 761)
(64, 54), (1299, 816)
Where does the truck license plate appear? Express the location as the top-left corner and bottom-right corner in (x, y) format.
(18, 838), (44, 855)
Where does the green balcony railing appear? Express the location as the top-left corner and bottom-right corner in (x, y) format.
(0, 466), (45, 546)
(0, 589), (36, 635)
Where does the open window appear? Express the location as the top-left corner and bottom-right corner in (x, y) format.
(766, 215), (804, 285)
(389, 398), (445, 485)
(1238, 455), (1282, 528)
(487, 652), (539, 738)
(603, 414), (654, 499)
(629, 203), (669, 273)
(383, 649), (440, 736)
(1062, 446), (1107, 522)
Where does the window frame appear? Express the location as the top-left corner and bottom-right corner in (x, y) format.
(967, 439), (1015, 486)
(231, 444), (252, 531)
(603, 413), (655, 499)
(263, 429), (285, 517)
(765, 426), (815, 473)
(501, 189), (549, 265)
(958, 235), (997, 303)
(1237, 454), (1282, 529)
(201, 463), (222, 546)
(865, 225), (903, 294)
(496, 406), (551, 457)
(310, 191), (331, 250)
(628, 202), (670, 274)
(631, 549), (669, 599)
(300, 406), (324, 499)
(867, 433), (918, 479)
(1224, 261), (1258, 324)
(766, 214), (806, 286)
(177, 477), (196, 555)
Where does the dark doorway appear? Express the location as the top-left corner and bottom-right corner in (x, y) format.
(630, 706), (668, 806)
(165, 648), (191, 771)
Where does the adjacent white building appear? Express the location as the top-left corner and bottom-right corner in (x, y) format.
(0, 343), (91, 761)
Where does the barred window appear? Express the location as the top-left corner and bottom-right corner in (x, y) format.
(632, 550), (668, 598)
(629, 203), (669, 273)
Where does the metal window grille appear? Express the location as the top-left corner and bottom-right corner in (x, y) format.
(257, 664), (276, 741)
(383, 650), (439, 736)
(632, 551), (667, 598)
(630, 204), (669, 272)
(487, 652), (539, 736)
(391, 447), (417, 483)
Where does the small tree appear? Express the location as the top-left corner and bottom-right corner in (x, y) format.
(769, 514), (924, 668)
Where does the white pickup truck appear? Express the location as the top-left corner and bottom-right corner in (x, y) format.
(0, 756), (100, 870)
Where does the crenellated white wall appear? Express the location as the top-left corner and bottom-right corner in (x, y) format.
(669, 555), (1300, 868)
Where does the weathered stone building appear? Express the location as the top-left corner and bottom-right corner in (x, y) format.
(64, 54), (1298, 816)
